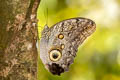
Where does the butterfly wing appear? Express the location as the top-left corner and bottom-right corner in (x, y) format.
(40, 17), (96, 75)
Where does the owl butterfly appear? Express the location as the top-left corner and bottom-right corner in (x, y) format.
(40, 17), (96, 75)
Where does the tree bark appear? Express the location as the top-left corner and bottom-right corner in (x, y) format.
(0, 0), (40, 80)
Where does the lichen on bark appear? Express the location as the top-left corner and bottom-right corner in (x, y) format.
(0, 0), (40, 80)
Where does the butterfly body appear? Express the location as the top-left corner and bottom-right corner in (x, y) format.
(40, 17), (96, 75)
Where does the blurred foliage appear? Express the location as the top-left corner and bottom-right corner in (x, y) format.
(37, 0), (120, 80)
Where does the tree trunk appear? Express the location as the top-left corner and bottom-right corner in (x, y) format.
(0, 0), (40, 80)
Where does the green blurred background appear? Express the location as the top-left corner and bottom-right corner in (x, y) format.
(37, 0), (120, 80)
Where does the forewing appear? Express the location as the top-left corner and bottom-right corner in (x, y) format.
(50, 17), (96, 57)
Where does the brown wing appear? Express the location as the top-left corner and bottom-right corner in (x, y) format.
(40, 17), (96, 75)
(49, 17), (96, 56)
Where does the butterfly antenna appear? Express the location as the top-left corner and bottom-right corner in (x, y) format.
(43, 6), (47, 25)
(46, 5), (48, 26)
(43, 0), (48, 26)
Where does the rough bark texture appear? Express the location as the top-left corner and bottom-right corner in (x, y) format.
(0, 0), (40, 80)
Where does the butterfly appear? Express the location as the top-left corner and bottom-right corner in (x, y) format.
(40, 17), (96, 75)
